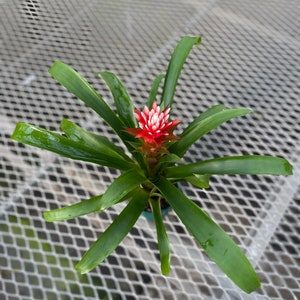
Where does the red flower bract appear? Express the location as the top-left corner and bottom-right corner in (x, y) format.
(126, 102), (180, 153)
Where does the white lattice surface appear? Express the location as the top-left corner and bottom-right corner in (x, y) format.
(0, 0), (299, 299)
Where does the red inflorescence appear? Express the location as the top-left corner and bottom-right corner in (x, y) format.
(126, 102), (180, 154)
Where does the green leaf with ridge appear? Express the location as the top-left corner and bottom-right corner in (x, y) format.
(49, 61), (145, 168)
(98, 169), (147, 211)
(60, 118), (132, 161)
(147, 73), (165, 108)
(43, 195), (103, 222)
(165, 155), (293, 178)
(152, 153), (183, 175)
(43, 190), (140, 222)
(184, 104), (225, 130)
(49, 61), (125, 136)
(75, 187), (148, 274)
(43, 189), (138, 222)
(150, 197), (171, 275)
(169, 108), (252, 157)
(185, 174), (211, 189)
(155, 177), (260, 293)
(11, 123), (134, 170)
(161, 36), (201, 109)
(98, 71), (137, 128)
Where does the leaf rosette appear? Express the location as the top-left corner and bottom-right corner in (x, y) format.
(11, 35), (293, 293)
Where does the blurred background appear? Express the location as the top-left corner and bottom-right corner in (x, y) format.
(0, 0), (299, 299)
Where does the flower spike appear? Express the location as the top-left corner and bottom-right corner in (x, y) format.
(126, 102), (180, 155)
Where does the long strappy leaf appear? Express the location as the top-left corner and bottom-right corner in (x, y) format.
(165, 155), (293, 178)
(11, 123), (134, 170)
(147, 73), (165, 107)
(98, 71), (137, 128)
(161, 36), (201, 109)
(155, 177), (260, 293)
(75, 187), (148, 274)
(169, 108), (251, 157)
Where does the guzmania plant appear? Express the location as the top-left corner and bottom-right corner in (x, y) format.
(11, 36), (293, 293)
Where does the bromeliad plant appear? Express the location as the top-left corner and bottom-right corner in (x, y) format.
(11, 36), (292, 293)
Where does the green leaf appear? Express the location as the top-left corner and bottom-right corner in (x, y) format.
(49, 61), (125, 136)
(155, 177), (260, 293)
(60, 118), (132, 161)
(184, 104), (226, 130)
(11, 123), (134, 170)
(185, 174), (211, 189)
(49, 61), (145, 169)
(97, 71), (137, 128)
(98, 169), (147, 211)
(43, 188), (140, 222)
(158, 153), (183, 166)
(169, 108), (252, 157)
(165, 155), (293, 179)
(43, 195), (103, 222)
(75, 187), (149, 274)
(150, 197), (171, 275)
(161, 36), (201, 109)
(152, 153), (183, 175)
(48, 61), (139, 156)
(147, 73), (165, 108)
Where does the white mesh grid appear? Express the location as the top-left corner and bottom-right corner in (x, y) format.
(1, 0), (299, 299)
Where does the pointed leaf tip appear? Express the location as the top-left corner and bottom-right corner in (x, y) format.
(160, 35), (202, 109)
